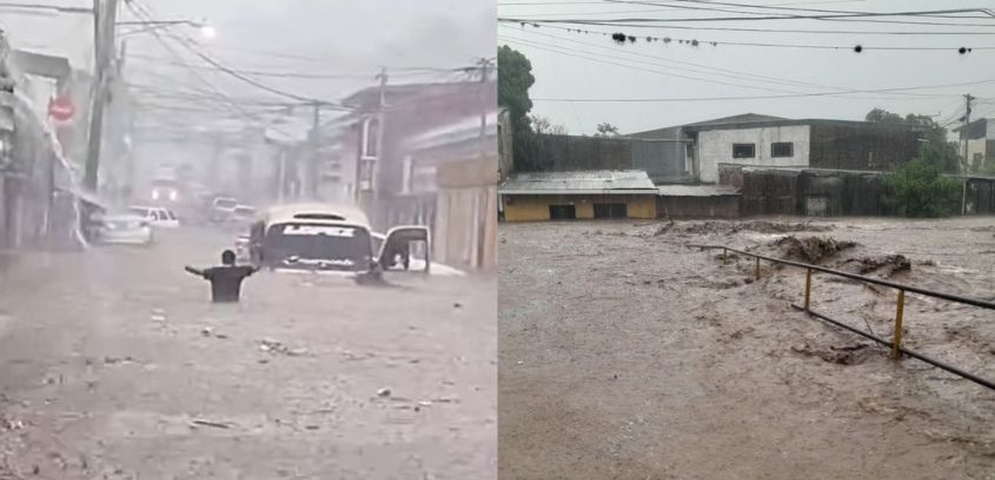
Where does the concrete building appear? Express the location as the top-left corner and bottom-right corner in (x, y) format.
(628, 113), (786, 182)
(324, 79), (498, 270)
(400, 115), (498, 271)
(686, 118), (926, 183)
(0, 37), (85, 250)
(953, 118), (995, 172)
(499, 170), (658, 221)
(656, 185), (740, 219)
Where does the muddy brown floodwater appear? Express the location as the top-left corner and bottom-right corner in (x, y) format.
(0, 228), (496, 479)
(500, 216), (995, 480)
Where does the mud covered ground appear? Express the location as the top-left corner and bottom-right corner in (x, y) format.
(500, 217), (995, 480)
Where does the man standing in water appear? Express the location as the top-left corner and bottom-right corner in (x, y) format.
(185, 250), (259, 303)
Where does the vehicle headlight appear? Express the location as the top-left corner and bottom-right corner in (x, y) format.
(152, 190), (160, 200)
(169, 190), (178, 201)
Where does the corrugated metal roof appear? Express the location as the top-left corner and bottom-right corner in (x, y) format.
(626, 113), (785, 139)
(657, 185), (740, 197)
(406, 116), (498, 151)
(500, 170), (657, 194)
(685, 118), (930, 133)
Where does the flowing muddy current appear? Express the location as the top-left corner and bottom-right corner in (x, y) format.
(500, 217), (995, 480)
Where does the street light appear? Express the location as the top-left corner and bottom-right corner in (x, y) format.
(200, 24), (216, 39)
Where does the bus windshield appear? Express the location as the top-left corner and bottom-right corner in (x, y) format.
(263, 222), (373, 271)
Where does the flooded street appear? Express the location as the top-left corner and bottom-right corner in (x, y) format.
(500, 217), (995, 480)
(0, 228), (496, 479)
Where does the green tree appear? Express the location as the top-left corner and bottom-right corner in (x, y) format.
(865, 107), (904, 124)
(881, 158), (961, 218)
(594, 122), (620, 137)
(865, 108), (960, 173)
(531, 114), (568, 136)
(498, 45), (535, 129)
(498, 45), (539, 170)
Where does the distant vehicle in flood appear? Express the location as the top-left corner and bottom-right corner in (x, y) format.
(210, 196), (239, 223)
(245, 203), (429, 277)
(128, 206), (181, 229)
(93, 214), (154, 246)
(150, 178), (182, 204)
(222, 205), (257, 232)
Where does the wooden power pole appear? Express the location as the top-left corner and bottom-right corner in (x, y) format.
(82, 0), (120, 192)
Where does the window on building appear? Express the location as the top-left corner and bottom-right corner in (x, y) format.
(685, 143), (694, 174)
(497, 124), (504, 157)
(400, 156), (414, 195)
(360, 117), (379, 159)
(732, 143), (756, 159)
(359, 159), (376, 191)
(771, 142), (794, 158)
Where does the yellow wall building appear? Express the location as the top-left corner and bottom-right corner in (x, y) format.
(499, 170), (659, 222)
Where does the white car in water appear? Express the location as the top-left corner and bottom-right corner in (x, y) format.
(95, 214), (154, 246)
(210, 197), (239, 223)
(248, 203), (430, 279)
(129, 206), (181, 229)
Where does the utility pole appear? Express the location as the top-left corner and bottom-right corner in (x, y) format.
(961, 93), (975, 173)
(83, 0), (120, 192)
(309, 101), (321, 199)
(478, 58), (491, 143)
(363, 67), (387, 214)
(208, 133), (223, 191)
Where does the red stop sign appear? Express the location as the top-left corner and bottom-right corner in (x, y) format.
(49, 96), (75, 122)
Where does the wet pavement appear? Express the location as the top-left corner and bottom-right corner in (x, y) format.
(0, 227), (496, 479)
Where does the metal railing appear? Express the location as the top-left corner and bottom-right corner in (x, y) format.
(688, 244), (995, 391)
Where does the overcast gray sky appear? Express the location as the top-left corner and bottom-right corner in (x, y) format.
(497, 0), (995, 135)
(0, 0), (496, 135)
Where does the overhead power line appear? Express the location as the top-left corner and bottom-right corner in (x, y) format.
(524, 76), (995, 103)
(515, 12), (995, 34)
(499, 7), (995, 24)
(501, 25), (952, 98)
(502, 34), (807, 93)
(500, 35), (963, 105)
(125, 53), (486, 82)
(499, 0), (869, 6)
(123, 0), (305, 136)
(608, 0), (984, 17)
(500, 20), (995, 52)
(599, 0), (995, 24)
(127, 0), (348, 112)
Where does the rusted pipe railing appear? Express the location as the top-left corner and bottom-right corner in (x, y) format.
(688, 244), (995, 310)
(689, 243), (995, 392)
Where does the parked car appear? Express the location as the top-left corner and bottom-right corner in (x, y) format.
(94, 214), (154, 246)
(210, 197), (239, 223)
(225, 204), (256, 229)
(129, 206), (181, 228)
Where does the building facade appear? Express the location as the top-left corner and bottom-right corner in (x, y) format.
(500, 170), (658, 222)
(325, 79), (498, 270)
(686, 119), (926, 183)
(955, 118), (995, 172)
(0, 38), (84, 250)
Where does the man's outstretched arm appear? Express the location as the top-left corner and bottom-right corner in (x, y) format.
(184, 266), (206, 278)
